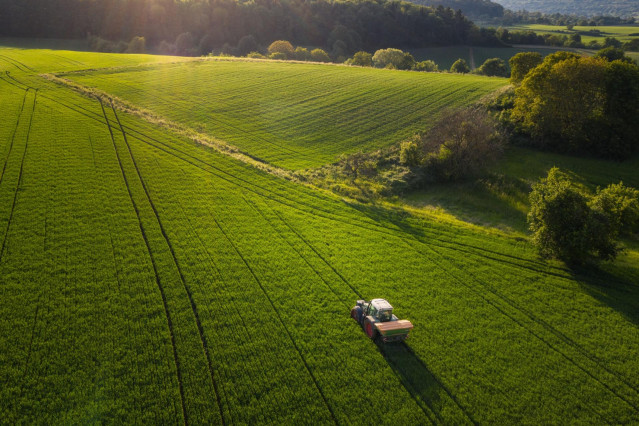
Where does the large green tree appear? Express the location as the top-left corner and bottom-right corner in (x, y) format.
(528, 168), (619, 264)
(511, 52), (639, 158)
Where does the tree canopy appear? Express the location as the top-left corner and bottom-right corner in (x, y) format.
(511, 51), (639, 159)
(0, 0), (497, 55)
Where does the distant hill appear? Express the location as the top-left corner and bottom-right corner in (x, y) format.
(492, 0), (639, 18)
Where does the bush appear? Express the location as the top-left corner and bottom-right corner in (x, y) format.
(590, 182), (639, 236)
(528, 168), (620, 263)
(419, 107), (504, 181)
(372, 48), (405, 69)
(125, 36), (145, 54)
(595, 47), (634, 63)
(269, 52), (287, 60)
(348, 51), (372, 67)
(310, 48), (331, 62)
(247, 51), (266, 59)
(268, 40), (294, 58)
(294, 47), (311, 61)
(413, 60), (438, 72)
(399, 140), (421, 166)
(450, 59), (470, 73)
(476, 58), (508, 77)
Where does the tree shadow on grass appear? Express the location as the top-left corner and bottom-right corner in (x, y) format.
(374, 340), (476, 425)
(570, 264), (639, 327)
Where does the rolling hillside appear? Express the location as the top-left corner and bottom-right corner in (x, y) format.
(0, 45), (638, 424)
(64, 60), (505, 169)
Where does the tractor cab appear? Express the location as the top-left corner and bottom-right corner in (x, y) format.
(366, 298), (396, 323)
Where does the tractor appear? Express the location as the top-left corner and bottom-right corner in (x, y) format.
(350, 298), (413, 342)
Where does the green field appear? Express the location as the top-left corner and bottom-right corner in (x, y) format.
(504, 24), (639, 44)
(1, 44), (639, 424)
(63, 59), (505, 170)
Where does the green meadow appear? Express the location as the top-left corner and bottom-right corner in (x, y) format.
(0, 44), (638, 424)
(504, 24), (639, 44)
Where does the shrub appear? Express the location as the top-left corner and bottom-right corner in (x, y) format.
(310, 48), (331, 62)
(294, 47), (311, 61)
(450, 59), (470, 73)
(528, 168), (620, 263)
(399, 140), (421, 166)
(125, 36), (146, 54)
(420, 107), (504, 181)
(247, 51), (266, 59)
(268, 40), (294, 58)
(348, 51), (372, 67)
(413, 60), (438, 72)
(590, 182), (639, 236)
(269, 52), (287, 60)
(372, 48), (405, 69)
(476, 58), (508, 77)
(595, 47), (634, 63)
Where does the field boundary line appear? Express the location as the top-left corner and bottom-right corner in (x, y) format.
(109, 102), (226, 425)
(40, 74), (300, 178)
(97, 97), (188, 425)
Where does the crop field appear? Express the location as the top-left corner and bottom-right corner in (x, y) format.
(1, 45), (639, 424)
(64, 60), (505, 170)
(503, 24), (639, 44)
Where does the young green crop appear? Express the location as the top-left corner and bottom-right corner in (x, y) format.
(0, 45), (638, 424)
(65, 59), (506, 170)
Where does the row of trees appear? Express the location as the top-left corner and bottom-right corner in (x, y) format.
(504, 50), (639, 159)
(494, 28), (639, 52)
(0, 0), (502, 56)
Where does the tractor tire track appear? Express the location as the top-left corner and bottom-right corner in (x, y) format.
(97, 97), (188, 425)
(31, 74), (638, 404)
(0, 90), (36, 263)
(262, 201), (475, 425)
(109, 102), (225, 426)
(211, 215), (339, 425)
(0, 87), (29, 186)
(414, 241), (637, 421)
(242, 196), (349, 310)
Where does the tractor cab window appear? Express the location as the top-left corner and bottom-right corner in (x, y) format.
(378, 309), (392, 322)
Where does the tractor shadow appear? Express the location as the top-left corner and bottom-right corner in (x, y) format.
(374, 340), (476, 424)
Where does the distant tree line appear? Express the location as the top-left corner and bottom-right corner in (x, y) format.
(491, 0), (639, 20)
(0, 0), (502, 56)
(488, 9), (635, 26)
(493, 28), (639, 52)
(407, 0), (504, 20)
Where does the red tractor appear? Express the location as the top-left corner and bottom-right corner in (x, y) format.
(351, 299), (413, 342)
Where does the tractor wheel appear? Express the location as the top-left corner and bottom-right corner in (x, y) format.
(350, 306), (362, 323)
(364, 319), (377, 339)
